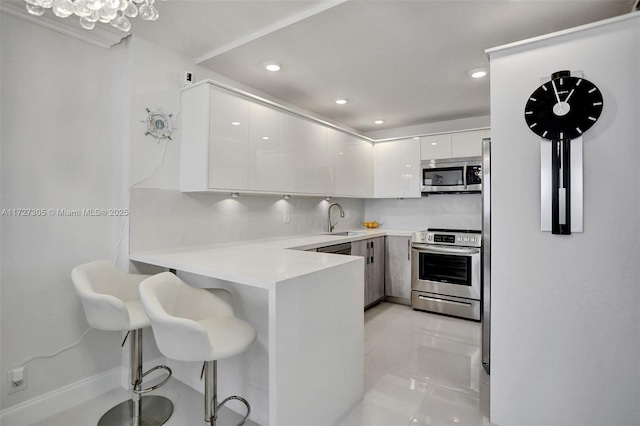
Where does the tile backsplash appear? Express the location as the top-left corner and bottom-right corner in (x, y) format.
(364, 194), (482, 231)
(129, 188), (365, 252)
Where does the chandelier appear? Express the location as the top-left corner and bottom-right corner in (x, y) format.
(23, 0), (163, 32)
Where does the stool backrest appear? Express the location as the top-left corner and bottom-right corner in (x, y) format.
(139, 272), (235, 362)
(71, 260), (148, 331)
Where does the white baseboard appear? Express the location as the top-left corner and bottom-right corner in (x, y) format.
(0, 357), (166, 426)
(0, 367), (120, 426)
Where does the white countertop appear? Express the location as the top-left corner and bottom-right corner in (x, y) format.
(130, 228), (416, 289)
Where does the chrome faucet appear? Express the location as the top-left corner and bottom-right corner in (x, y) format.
(327, 203), (345, 233)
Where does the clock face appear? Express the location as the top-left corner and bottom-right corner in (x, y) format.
(524, 76), (603, 140)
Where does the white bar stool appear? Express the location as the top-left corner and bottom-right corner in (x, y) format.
(71, 260), (173, 426)
(139, 272), (257, 425)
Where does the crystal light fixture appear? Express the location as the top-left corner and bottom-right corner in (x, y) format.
(23, 0), (163, 32)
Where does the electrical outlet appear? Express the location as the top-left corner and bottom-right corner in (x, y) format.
(8, 367), (26, 393)
(283, 210), (290, 223)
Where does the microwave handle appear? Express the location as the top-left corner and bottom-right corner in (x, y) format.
(463, 162), (468, 189)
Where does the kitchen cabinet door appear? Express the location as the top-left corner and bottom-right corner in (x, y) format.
(303, 121), (330, 194)
(361, 142), (374, 197)
(248, 102), (281, 191)
(420, 134), (452, 160)
(280, 113), (310, 193)
(328, 129), (362, 196)
(351, 239), (369, 307)
(354, 237), (386, 308)
(451, 130), (485, 158)
(209, 89), (251, 190)
(374, 138), (421, 198)
(367, 237), (385, 306)
(385, 236), (411, 301)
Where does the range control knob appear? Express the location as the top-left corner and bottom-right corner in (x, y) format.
(420, 233), (427, 241)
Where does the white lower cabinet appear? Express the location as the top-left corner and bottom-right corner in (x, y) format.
(385, 236), (412, 301)
(353, 237), (385, 308)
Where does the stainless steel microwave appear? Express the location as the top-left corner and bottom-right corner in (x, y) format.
(421, 157), (482, 193)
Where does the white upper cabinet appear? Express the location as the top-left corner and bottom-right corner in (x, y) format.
(420, 133), (452, 160)
(302, 120), (331, 195)
(420, 129), (489, 160)
(451, 130), (486, 158)
(361, 141), (374, 197)
(328, 128), (363, 196)
(180, 84), (250, 191)
(248, 102), (281, 192)
(374, 138), (421, 198)
(180, 82), (372, 197)
(208, 90), (251, 190)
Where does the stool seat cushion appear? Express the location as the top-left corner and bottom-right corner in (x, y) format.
(139, 272), (257, 363)
(72, 260), (151, 331)
(126, 300), (152, 331)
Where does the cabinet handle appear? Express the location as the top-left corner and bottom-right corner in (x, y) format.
(370, 241), (374, 263)
(407, 239), (410, 261)
(366, 242), (370, 264)
(418, 295), (472, 307)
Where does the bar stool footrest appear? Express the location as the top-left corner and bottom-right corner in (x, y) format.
(215, 395), (251, 426)
(133, 365), (172, 395)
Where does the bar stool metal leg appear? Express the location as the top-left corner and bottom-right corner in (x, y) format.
(204, 361), (217, 424)
(204, 361), (251, 426)
(98, 329), (173, 426)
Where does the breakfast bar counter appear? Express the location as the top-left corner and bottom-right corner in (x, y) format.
(129, 232), (391, 425)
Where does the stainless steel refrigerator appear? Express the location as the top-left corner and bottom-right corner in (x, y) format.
(482, 138), (491, 375)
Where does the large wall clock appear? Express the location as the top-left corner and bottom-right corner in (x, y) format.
(524, 70), (603, 234)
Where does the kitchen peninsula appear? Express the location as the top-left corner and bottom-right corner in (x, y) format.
(130, 231), (386, 425)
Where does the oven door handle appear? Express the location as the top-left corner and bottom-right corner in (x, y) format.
(418, 295), (473, 307)
(412, 245), (480, 255)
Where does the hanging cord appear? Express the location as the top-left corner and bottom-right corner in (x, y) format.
(113, 134), (169, 266)
(16, 327), (94, 369)
(113, 91), (183, 266)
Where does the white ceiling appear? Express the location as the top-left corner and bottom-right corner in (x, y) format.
(82, 1), (640, 132)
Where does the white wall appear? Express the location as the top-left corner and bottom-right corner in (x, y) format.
(0, 13), (129, 412)
(489, 14), (639, 425)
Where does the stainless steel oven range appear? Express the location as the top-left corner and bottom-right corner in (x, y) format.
(411, 228), (481, 321)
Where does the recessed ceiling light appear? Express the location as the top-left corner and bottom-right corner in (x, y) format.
(265, 62), (282, 72)
(470, 68), (487, 78)
(231, 121), (240, 126)
(262, 136), (270, 140)
(374, 120), (385, 125)
(335, 98), (348, 105)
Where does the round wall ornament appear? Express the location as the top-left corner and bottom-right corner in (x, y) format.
(144, 108), (174, 140)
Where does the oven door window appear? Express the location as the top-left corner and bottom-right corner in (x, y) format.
(418, 252), (471, 286)
(422, 167), (464, 187)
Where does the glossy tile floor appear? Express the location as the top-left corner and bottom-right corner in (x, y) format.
(34, 378), (257, 426)
(35, 302), (490, 426)
(339, 302), (492, 426)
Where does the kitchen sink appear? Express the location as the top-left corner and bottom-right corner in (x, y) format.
(324, 231), (366, 236)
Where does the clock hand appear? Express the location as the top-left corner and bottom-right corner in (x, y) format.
(551, 79), (564, 114)
(564, 88), (576, 103)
